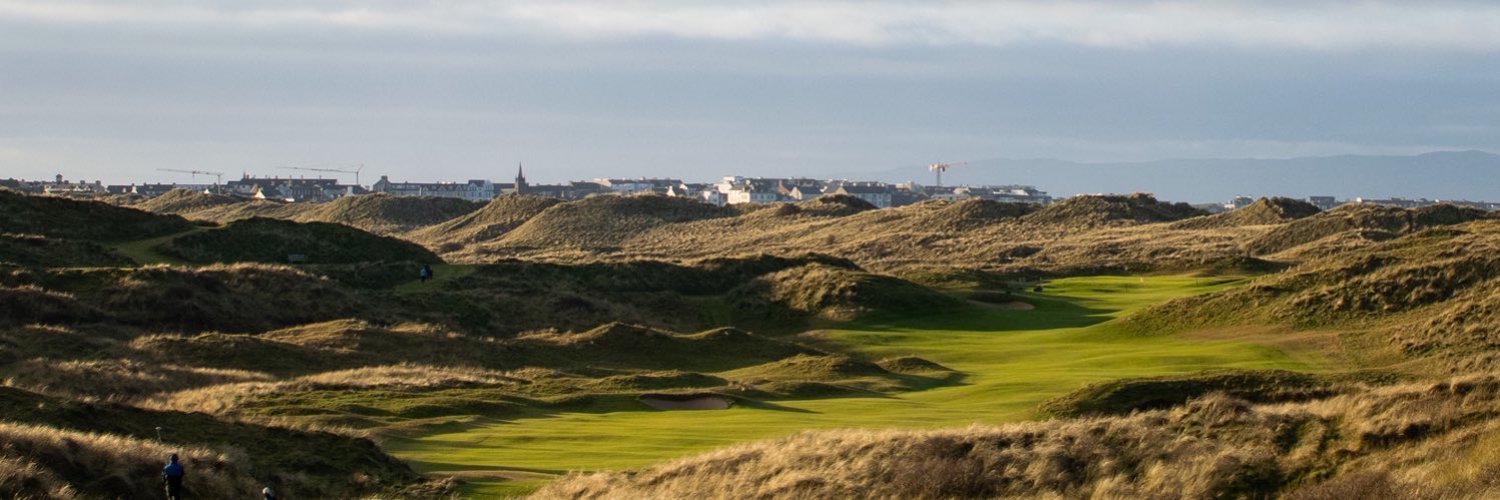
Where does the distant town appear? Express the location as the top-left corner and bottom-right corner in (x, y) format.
(5, 164), (1500, 212)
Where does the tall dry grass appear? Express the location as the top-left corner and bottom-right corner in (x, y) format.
(443, 194), (1257, 276)
(1, 358), (272, 401)
(143, 363), (523, 416)
(0, 421), (258, 499)
(0, 453), (76, 499)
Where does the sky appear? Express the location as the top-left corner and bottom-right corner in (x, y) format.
(2, 1), (1499, 187)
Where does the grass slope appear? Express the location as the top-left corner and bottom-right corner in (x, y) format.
(295, 193), (482, 235)
(1171, 197), (1322, 230)
(453, 192), (1263, 277)
(496, 194), (736, 250)
(157, 217), (441, 265)
(134, 188), (240, 213)
(0, 234), (134, 267)
(1249, 203), (1488, 256)
(385, 275), (1320, 495)
(1126, 219), (1500, 373)
(405, 194), (561, 250)
(0, 190), (194, 241)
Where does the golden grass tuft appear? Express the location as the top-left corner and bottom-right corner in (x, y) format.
(1, 359), (272, 401)
(0, 421), (258, 499)
(143, 363), (524, 416)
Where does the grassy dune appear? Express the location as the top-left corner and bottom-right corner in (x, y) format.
(385, 275), (1322, 495)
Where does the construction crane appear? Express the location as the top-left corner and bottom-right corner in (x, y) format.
(928, 161), (968, 187)
(279, 164), (364, 186)
(158, 168), (225, 190)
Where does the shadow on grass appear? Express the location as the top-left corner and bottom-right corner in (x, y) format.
(733, 399), (819, 413)
(406, 459), (569, 476)
(851, 291), (1118, 333)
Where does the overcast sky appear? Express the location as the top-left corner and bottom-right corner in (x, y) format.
(2, 1), (1498, 185)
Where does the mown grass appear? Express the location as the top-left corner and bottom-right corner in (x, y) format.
(385, 275), (1325, 495)
(110, 227), (205, 265)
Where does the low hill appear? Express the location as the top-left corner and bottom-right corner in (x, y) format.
(1171, 197), (1321, 230)
(727, 263), (966, 322)
(406, 194), (560, 249)
(517, 323), (821, 372)
(130, 321), (820, 378)
(138, 193), (482, 237)
(0, 190), (193, 241)
(134, 188), (241, 214)
(798, 194), (878, 217)
(722, 353), (955, 394)
(155, 198), (302, 224)
(497, 194), (736, 249)
(1247, 203), (1489, 256)
(1126, 219), (1500, 372)
(292, 193), (482, 235)
(156, 217), (441, 265)
(908, 199), (1036, 232)
(1022, 193), (1203, 226)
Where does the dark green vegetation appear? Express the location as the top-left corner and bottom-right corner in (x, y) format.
(0, 233), (133, 268)
(1038, 368), (1343, 418)
(157, 217), (441, 264)
(0, 189), (194, 242)
(10, 189), (1500, 498)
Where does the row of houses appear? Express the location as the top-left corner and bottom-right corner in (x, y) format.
(371, 166), (622, 201)
(365, 171), (1052, 209)
(618, 177), (1050, 208)
(1222, 195), (1500, 212)
(0, 175), (111, 196)
(7, 168), (1055, 208)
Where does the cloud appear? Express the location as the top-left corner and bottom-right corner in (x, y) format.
(3, 1), (1500, 50)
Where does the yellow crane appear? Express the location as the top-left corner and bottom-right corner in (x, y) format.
(928, 161), (968, 187)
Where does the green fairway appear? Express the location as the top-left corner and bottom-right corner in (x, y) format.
(385, 275), (1323, 496)
(111, 227), (206, 265)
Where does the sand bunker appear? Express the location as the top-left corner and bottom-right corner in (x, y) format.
(639, 394), (734, 410)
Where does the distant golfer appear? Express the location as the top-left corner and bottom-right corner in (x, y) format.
(162, 453), (185, 500)
(419, 264), (434, 283)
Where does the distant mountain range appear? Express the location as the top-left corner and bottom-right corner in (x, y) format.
(853, 151), (1500, 203)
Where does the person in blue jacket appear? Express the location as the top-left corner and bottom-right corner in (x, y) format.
(162, 453), (185, 500)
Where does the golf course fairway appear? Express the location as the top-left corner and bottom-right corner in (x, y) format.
(385, 275), (1326, 496)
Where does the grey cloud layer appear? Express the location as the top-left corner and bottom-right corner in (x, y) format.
(5, 1), (1500, 50)
(0, 1), (1497, 190)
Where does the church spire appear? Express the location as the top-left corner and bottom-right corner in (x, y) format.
(514, 162), (528, 194)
